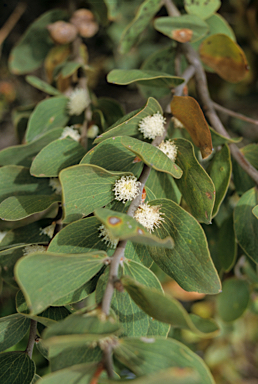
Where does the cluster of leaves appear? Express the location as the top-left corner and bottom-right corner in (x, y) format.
(0, 0), (258, 383)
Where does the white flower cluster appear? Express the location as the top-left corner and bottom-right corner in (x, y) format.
(158, 140), (178, 162)
(60, 126), (81, 142)
(113, 175), (141, 204)
(23, 245), (47, 256)
(40, 223), (56, 238)
(67, 88), (90, 116)
(138, 112), (166, 139)
(98, 224), (119, 249)
(134, 202), (164, 233)
(87, 124), (99, 139)
(49, 178), (62, 195)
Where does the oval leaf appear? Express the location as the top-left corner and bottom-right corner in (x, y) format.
(0, 314), (30, 352)
(60, 164), (132, 223)
(15, 251), (108, 314)
(234, 187), (258, 263)
(30, 138), (86, 177)
(170, 96), (213, 159)
(199, 33), (249, 83)
(94, 207), (174, 248)
(174, 139), (215, 224)
(25, 96), (69, 142)
(26, 76), (61, 96)
(113, 337), (215, 384)
(144, 199), (221, 293)
(0, 352), (35, 384)
(217, 278), (250, 322)
(119, 0), (163, 53)
(94, 97), (162, 144)
(107, 69), (184, 88)
(154, 15), (209, 43)
(185, 0), (221, 20)
(121, 275), (219, 337)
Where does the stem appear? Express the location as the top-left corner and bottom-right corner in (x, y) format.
(0, 3), (27, 47)
(213, 101), (258, 126)
(165, 0), (258, 185)
(25, 320), (37, 359)
(102, 344), (114, 378)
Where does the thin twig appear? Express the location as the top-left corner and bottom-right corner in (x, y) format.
(165, 0), (258, 185)
(0, 2), (27, 46)
(102, 344), (114, 378)
(25, 320), (37, 359)
(213, 101), (258, 126)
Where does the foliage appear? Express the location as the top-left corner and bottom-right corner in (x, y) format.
(0, 0), (258, 383)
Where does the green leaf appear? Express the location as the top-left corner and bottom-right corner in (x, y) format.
(145, 199), (221, 293)
(81, 136), (144, 176)
(0, 352), (35, 384)
(154, 15), (209, 43)
(113, 337), (215, 383)
(124, 241), (153, 268)
(8, 10), (68, 74)
(15, 251), (108, 314)
(16, 290), (71, 328)
(30, 138), (86, 177)
(0, 195), (60, 221)
(96, 260), (170, 337)
(0, 218), (55, 248)
(121, 136), (182, 179)
(121, 275), (219, 337)
(0, 166), (60, 220)
(234, 187), (258, 263)
(92, 98), (124, 129)
(35, 363), (99, 384)
(94, 207), (174, 248)
(217, 215), (237, 272)
(119, 0), (163, 53)
(94, 97), (162, 144)
(217, 278), (250, 322)
(210, 126), (242, 147)
(185, 0), (221, 20)
(99, 368), (201, 384)
(48, 345), (101, 372)
(146, 168), (181, 204)
(232, 157), (255, 195)
(242, 143), (258, 169)
(60, 164), (132, 223)
(253, 205), (258, 219)
(60, 62), (82, 78)
(107, 69), (184, 88)
(0, 314), (30, 352)
(42, 310), (120, 348)
(0, 128), (64, 167)
(207, 144), (232, 217)
(25, 97), (69, 142)
(174, 139), (215, 223)
(26, 76), (61, 96)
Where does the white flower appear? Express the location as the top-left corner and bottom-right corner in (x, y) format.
(138, 112), (166, 139)
(0, 231), (7, 242)
(134, 202), (165, 233)
(49, 178), (62, 194)
(67, 88), (90, 115)
(172, 117), (184, 128)
(98, 224), (119, 249)
(40, 223), (56, 238)
(113, 175), (141, 203)
(60, 126), (81, 141)
(23, 245), (47, 256)
(87, 124), (99, 139)
(158, 140), (178, 162)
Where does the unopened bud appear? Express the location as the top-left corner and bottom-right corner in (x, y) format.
(47, 21), (78, 44)
(70, 8), (99, 38)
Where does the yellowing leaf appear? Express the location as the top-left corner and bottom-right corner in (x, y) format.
(199, 33), (249, 83)
(170, 96), (213, 159)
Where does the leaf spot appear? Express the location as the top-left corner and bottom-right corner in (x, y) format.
(49, 116), (55, 123)
(108, 216), (122, 226)
(137, 228), (143, 235)
(140, 337), (155, 343)
(205, 192), (212, 199)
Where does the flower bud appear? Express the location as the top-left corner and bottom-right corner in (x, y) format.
(47, 21), (78, 44)
(70, 8), (99, 38)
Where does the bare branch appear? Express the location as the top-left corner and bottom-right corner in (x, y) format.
(165, 0), (258, 185)
(0, 3), (27, 47)
(213, 102), (258, 126)
(25, 320), (37, 359)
